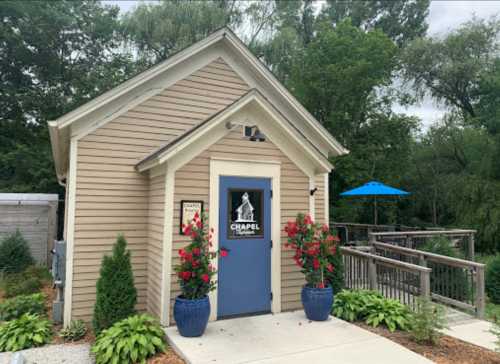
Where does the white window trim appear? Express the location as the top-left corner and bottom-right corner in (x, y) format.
(208, 157), (282, 321)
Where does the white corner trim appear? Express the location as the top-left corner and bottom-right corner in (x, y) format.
(63, 138), (78, 327)
(324, 173), (330, 225)
(160, 169), (175, 326)
(208, 158), (281, 321)
(309, 177), (315, 221)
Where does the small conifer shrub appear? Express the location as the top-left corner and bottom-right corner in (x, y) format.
(409, 297), (448, 345)
(92, 234), (137, 334)
(0, 230), (34, 274)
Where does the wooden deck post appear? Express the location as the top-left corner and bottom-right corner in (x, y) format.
(368, 258), (377, 290)
(475, 265), (485, 319)
(368, 233), (376, 245)
(420, 270), (431, 298)
(468, 233), (475, 261)
(418, 253), (427, 267)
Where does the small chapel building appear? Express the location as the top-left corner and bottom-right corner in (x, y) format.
(49, 27), (348, 327)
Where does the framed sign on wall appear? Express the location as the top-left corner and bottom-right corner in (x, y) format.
(180, 200), (204, 234)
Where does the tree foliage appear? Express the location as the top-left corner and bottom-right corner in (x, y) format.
(122, 0), (243, 65)
(0, 0), (137, 194)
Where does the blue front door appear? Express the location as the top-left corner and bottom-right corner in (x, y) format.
(218, 176), (272, 318)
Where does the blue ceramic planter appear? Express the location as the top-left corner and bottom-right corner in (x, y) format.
(174, 296), (210, 337)
(301, 285), (333, 321)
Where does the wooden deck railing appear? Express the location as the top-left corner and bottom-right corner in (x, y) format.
(341, 246), (432, 309)
(332, 222), (419, 245)
(371, 241), (485, 318)
(369, 230), (476, 260)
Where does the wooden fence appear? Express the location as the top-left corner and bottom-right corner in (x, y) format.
(0, 193), (58, 266)
(371, 241), (485, 317)
(341, 246), (431, 310)
(369, 230), (476, 260)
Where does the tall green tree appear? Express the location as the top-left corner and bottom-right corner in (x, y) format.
(402, 17), (500, 120)
(0, 0), (136, 193)
(322, 0), (430, 47)
(121, 0), (243, 65)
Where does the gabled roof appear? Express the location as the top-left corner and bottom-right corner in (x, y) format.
(48, 27), (348, 180)
(136, 89), (333, 175)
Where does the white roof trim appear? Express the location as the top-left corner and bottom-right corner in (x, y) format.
(49, 27), (348, 177)
(222, 30), (348, 156)
(135, 90), (333, 174)
(55, 28), (227, 130)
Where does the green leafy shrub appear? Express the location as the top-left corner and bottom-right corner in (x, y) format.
(0, 313), (52, 352)
(3, 274), (42, 298)
(332, 289), (410, 332)
(93, 234), (137, 334)
(24, 265), (52, 282)
(59, 320), (87, 342)
(364, 297), (411, 332)
(332, 290), (382, 322)
(0, 293), (46, 321)
(0, 230), (34, 274)
(91, 314), (166, 364)
(409, 298), (448, 344)
(486, 256), (500, 304)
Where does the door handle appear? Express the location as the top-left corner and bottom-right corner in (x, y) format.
(220, 247), (231, 252)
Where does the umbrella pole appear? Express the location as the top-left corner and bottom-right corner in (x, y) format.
(374, 196), (378, 226)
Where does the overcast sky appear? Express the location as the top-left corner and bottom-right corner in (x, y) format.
(108, 0), (500, 127)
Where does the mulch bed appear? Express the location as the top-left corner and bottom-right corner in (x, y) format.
(356, 322), (500, 364)
(148, 351), (185, 364)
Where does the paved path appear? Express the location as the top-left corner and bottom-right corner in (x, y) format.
(0, 343), (93, 364)
(443, 307), (498, 351)
(165, 311), (433, 364)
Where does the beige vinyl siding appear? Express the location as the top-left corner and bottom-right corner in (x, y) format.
(314, 174), (326, 224)
(146, 173), (165, 318)
(169, 127), (310, 319)
(71, 58), (249, 321)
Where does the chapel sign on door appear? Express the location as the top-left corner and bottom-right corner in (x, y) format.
(227, 190), (264, 239)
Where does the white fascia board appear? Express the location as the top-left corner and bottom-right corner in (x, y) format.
(138, 92), (332, 176)
(55, 28), (227, 130)
(222, 32), (349, 157)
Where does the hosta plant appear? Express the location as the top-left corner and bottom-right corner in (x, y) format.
(284, 213), (340, 288)
(0, 293), (46, 321)
(0, 313), (52, 352)
(332, 290), (382, 322)
(59, 320), (87, 342)
(365, 297), (411, 332)
(91, 314), (166, 364)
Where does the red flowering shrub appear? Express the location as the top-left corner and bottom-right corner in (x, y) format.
(284, 213), (340, 288)
(174, 212), (227, 299)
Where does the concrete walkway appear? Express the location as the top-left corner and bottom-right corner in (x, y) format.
(445, 320), (498, 351)
(443, 307), (498, 351)
(165, 311), (433, 364)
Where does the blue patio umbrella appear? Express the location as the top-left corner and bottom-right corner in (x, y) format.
(340, 181), (410, 225)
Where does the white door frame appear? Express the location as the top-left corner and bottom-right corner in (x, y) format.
(208, 157), (281, 321)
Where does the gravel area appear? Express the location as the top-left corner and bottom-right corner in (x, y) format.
(0, 343), (93, 364)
